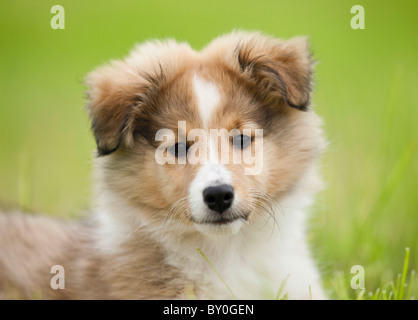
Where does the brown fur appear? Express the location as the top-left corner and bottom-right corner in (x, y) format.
(0, 31), (325, 299)
(0, 213), (186, 299)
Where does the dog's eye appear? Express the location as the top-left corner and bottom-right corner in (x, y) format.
(168, 142), (188, 157)
(232, 135), (252, 150)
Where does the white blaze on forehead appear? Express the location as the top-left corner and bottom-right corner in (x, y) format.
(193, 74), (220, 127)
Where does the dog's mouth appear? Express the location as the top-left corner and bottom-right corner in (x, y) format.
(196, 216), (242, 225)
(191, 211), (249, 226)
(190, 210), (250, 235)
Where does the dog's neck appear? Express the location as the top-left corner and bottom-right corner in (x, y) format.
(92, 185), (316, 299)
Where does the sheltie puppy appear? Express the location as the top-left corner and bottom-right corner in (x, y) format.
(0, 31), (327, 300)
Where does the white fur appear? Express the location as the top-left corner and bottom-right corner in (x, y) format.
(193, 74), (220, 127)
(96, 164), (326, 299)
(188, 76), (241, 234)
(160, 171), (325, 299)
(187, 163), (245, 235)
(188, 164), (232, 217)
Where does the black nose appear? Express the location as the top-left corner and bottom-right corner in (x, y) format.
(203, 185), (234, 214)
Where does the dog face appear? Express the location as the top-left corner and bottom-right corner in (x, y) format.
(87, 32), (324, 236)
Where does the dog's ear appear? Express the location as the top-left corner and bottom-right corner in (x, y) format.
(86, 40), (193, 156)
(234, 33), (313, 111)
(86, 61), (149, 156)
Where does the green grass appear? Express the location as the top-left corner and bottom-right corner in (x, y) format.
(0, 0), (417, 299)
(331, 248), (415, 300)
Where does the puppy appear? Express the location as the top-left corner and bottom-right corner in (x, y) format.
(0, 31), (327, 299)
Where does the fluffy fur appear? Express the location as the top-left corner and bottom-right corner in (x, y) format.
(0, 31), (327, 299)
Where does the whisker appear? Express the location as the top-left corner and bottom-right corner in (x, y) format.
(249, 188), (284, 236)
(159, 197), (190, 235)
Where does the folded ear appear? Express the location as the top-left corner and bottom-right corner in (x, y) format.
(86, 40), (195, 156)
(86, 61), (145, 156)
(233, 33), (313, 111)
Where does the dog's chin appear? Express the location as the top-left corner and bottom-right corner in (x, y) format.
(194, 216), (246, 236)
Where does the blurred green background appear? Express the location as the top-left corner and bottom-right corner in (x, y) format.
(0, 0), (417, 299)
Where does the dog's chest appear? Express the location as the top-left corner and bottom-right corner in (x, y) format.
(164, 237), (284, 299)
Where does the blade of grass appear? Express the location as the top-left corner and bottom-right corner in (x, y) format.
(360, 142), (417, 232)
(398, 247), (410, 300)
(406, 270), (415, 300)
(275, 274), (289, 300)
(356, 289), (366, 300)
(372, 288), (381, 300)
(394, 273), (402, 300)
(197, 248), (237, 300)
(379, 68), (401, 157)
(331, 272), (350, 300)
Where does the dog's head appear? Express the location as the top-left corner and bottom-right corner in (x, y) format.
(87, 31), (325, 236)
